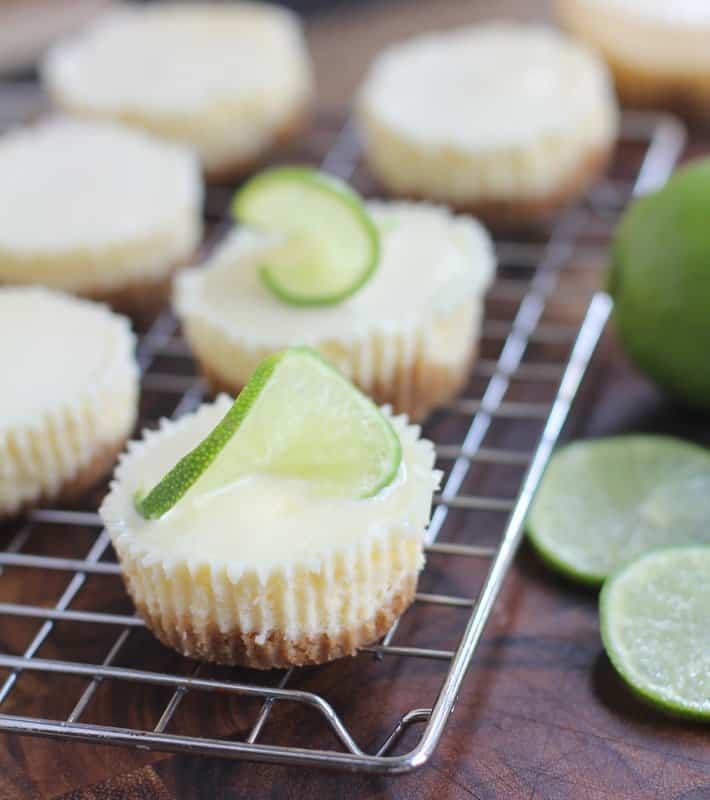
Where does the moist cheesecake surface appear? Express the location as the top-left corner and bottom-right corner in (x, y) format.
(357, 22), (618, 222)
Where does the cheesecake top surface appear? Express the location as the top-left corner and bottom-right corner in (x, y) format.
(174, 201), (495, 345)
(43, 2), (312, 114)
(359, 21), (616, 150)
(101, 396), (439, 575)
(0, 117), (201, 253)
(0, 287), (136, 432)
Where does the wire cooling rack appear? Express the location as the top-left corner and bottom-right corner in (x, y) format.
(0, 109), (685, 774)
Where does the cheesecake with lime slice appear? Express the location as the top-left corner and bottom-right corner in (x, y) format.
(174, 166), (495, 422)
(100, 348), (440, 668)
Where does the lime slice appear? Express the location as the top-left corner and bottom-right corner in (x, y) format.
(527, 436), (710, 585)
(231, 166), (380, 306)
(136, 347), (401, 520)
(600, 546), (710, 720)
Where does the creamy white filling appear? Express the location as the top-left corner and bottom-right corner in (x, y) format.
(358, 21), (617, 151)
(42, 3), (312, 115)
(174, 201), (495, 347)
(102, 398), (440, 579)
(0, 287), (136, 431)
(0, 117), (202, 254)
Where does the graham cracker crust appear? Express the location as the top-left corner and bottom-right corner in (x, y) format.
(133, 572), (418, 669)
(197, 347), (477, 424)
(0, 434), (127, 522)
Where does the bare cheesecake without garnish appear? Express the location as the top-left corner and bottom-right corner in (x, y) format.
(0, 117), (202, 318)
(42, 2), (313, 178)
(357, 21), (619, 225)
(0, 287), (138, 518)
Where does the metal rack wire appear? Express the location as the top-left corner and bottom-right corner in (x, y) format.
(0, 110), (685, 774)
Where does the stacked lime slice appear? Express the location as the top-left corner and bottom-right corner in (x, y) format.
(601, 547), (710, 720)
(136, 348), (401, 520)
(232, 166), (380, 306)
(528, 435), (710, 721)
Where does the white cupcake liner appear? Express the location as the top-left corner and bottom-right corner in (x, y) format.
(0, 288), (139, 516)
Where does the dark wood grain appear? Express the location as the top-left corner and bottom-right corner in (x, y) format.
(2, 2), (710, 799)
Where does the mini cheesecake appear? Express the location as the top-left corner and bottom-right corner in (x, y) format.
(556, 0), (710, 123)
(174, 201), (495, 421)
(100, 396), (440, 668)
(42, 2), (313, 179)
(0, 117), (202, 319)
(357, 22), (618, 226)
(0, 287), (139, 518)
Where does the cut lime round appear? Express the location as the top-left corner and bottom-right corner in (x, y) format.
(527, 436), (710, 585)
(136, 347), (401, 520)
(231, 166), (380, 306)
(600, 546), (710, 720)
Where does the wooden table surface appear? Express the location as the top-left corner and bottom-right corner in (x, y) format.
(1, 2), (709, 799)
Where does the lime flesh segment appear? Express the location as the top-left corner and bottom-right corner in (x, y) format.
(231, 166), (380, 306)
(136, 347), (401, 520)
(527, 436), (710, 585)
(600, 546), (710, 720)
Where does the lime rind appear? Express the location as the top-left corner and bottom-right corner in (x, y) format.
(135, 347), (401, 520)
(136, 351), (282, 520)
(527, 533), (606, 588)
(600, 546), (710, 722)
(232, 166), (380, 306)
(257, 255), (378, 307)
(609, 161), (710, 410)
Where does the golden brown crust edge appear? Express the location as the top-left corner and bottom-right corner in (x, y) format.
(132, 572), (418, 669)
(196, 346), (477, 424)
(0, 435), (128, 522)
(366, 145), (613, 228)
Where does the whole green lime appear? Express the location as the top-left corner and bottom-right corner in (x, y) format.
(610, 158), (710, 409)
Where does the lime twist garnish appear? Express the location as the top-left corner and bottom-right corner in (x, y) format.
(231, 166), (380, 306)
(600, 546), (710, 721)
(135, 347), (401, 520)
(527, 436), (710, 585)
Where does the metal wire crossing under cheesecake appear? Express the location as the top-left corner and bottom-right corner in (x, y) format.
(0, 109), (686, 773)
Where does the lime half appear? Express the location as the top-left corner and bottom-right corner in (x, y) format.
(232, 166), (380, 306)
(527, 436), (710, 585)
(600, 546), (710, 720)
(136, 347), (401, 520)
